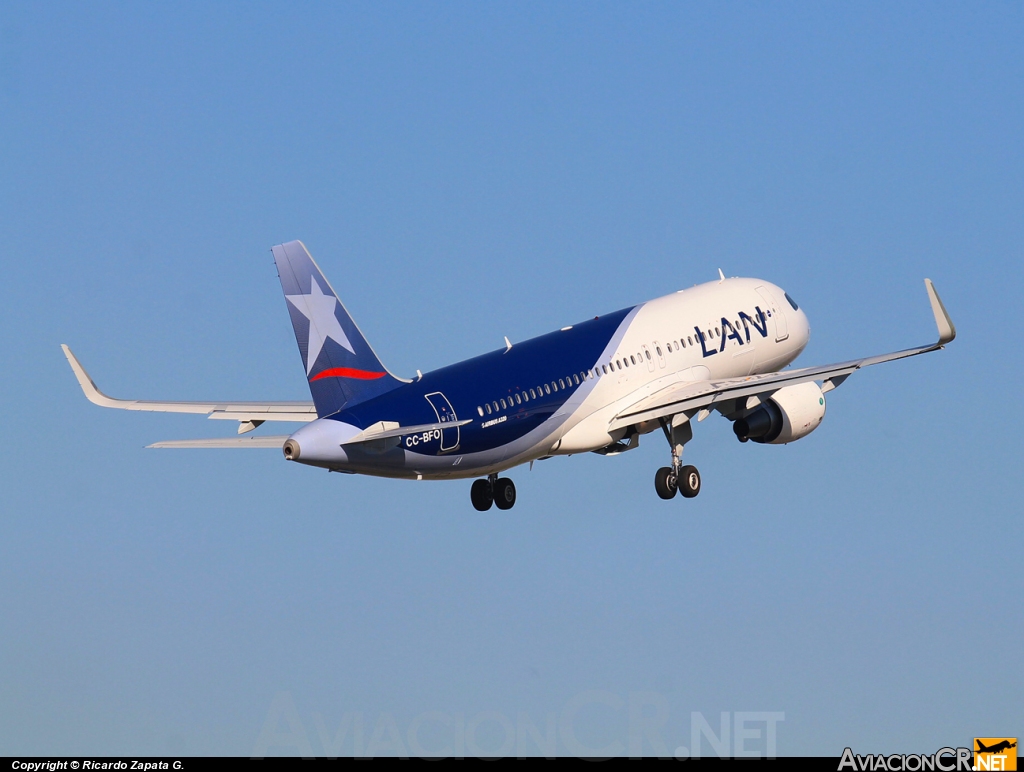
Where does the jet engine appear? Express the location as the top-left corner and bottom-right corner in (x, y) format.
(732, 381), (826, 444)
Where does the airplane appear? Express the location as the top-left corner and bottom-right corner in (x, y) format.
(976, 740), (1016, 754)
(63, 240), (956, 510)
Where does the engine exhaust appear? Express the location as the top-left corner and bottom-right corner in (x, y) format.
(283, 439), (300, 460)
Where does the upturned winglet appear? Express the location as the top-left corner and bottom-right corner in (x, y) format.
(62, 344), (122, 408)
(924, 279), (956, 346)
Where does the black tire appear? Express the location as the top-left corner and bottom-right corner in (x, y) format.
(654, 467), (678, 499)
(678, 465), (701, 498)
(471, 479), (494, 511)
(493, 478), (517, 510)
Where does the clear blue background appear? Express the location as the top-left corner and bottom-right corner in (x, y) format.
(1, 2), (1020, 757)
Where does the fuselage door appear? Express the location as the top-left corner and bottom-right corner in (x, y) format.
(652, 340), (666, 369)
(641, 344), (656, 372)
(756, 286), (789, 342)
(424, 392), (460, 451)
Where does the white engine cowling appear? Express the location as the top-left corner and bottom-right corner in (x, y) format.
(732, 381), (826, 445)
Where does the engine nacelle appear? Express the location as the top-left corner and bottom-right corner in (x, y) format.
(732, 382), (826, 445)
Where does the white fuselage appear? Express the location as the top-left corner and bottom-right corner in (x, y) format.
(286, 278), (811, 479)
(521, 278), (810, 461)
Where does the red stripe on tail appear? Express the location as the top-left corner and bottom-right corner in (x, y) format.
(310, 367), (387, 382)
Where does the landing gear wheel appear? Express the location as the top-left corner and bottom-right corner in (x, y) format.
(654, 467), (678, 500)
(678, 465), (701, 498)
(493, 478), (517, 510)
(471, 479), (494, 511)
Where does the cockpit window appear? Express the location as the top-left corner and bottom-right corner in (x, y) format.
(784, 292), (799, 311)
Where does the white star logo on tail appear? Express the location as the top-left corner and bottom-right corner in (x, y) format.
(285, 278), (354, 374)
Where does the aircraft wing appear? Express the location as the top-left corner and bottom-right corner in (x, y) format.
(609, 279), (955, 431)
(62, 344), (317, 431)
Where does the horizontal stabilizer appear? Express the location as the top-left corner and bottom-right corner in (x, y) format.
(147, 436), (290, 449)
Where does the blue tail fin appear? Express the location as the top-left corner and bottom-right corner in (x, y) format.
(272, 240), (405, 416)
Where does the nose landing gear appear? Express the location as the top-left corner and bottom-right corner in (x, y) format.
(470, 474), (516, 511)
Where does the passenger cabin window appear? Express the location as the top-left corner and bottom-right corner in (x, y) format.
(477, 406), (484, 417)
(500, 398), (507, 409)
(645, 350), (652, 360)
(515, 394), (522, 405)
(656, 346), (662, 356)
(544, 384), (551, 395)
(573, 374), (580, 385)
(492, 401), (499, 412)
(630, 355), (636, 365)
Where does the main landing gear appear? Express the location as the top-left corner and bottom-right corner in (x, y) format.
(655, 464), (700, 499)
(655, 417), (701, 500)
(471, 474), (516, 511)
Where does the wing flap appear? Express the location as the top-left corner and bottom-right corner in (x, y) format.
(207, 410), (318, 422)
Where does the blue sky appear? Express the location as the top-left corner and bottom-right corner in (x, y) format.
(1, 2), (1020, 757)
